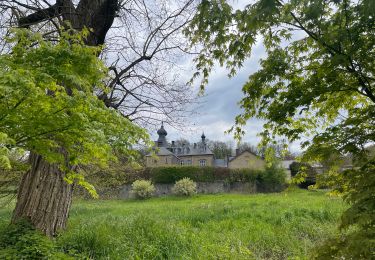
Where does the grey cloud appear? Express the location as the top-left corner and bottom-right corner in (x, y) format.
(150, 38), (303, 153)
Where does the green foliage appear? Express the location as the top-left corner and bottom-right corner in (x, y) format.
(187, 0), (375, 257)
(313, 158), (375, 259)
(139, 166), (285, 189)
(0, 29), (150, 194)
(0, 219), (70, 259)
(0, 150), (28, 197)
(79, 152), (143, 188)
(144, 166), (265, 184)
(207, 140), (233, 159)
(57, 215), (196, 259)
(146, 166), (216, 183)
(131, 180), (155, 199)
(0, 133), (14, 170)
(226, 168), (260, 184)
(289, 161), (316, 189)
(172, 178), (197, 196)
(257, 166), (287, 192)
(0, 190), (345, 259)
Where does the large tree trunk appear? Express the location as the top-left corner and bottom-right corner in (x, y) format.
(11, 0), (118, 236)
(11, 152), (74, 237)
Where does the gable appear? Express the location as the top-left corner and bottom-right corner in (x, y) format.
(228, 151), (265, 170)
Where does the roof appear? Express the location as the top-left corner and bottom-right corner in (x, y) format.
(173, 144), (214, 156)
(157, 124), (167, 136)
(229, 150), (262, 162)
(146, 144), (214, 157)
(146, 147), (173, 156)
(150, 123), (213, 157)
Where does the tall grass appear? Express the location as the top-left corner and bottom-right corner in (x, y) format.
(0, 189), (345, 259)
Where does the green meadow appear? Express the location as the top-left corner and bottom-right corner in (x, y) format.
(0, 189), (346, 259)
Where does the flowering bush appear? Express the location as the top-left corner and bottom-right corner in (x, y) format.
(172, 178), (197, 196)
(131, 180), (155, 199)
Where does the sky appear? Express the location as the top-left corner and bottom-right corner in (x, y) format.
(150, 41), (303, 153)
(158, 43), (267, 144)
(149, 0), (303, 154)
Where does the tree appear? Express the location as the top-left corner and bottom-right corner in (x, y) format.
(236, 141), (292, 159)
(174, 138), (191, 147)
(0, 29), (149, 236)
(207, 140), (233, 159)
(1, 0), (198, 128)
(187, 0), (375, 258)
(289, 162), (316, 189)
(0, 0), (197, 236)
(236, 142), (258, 156)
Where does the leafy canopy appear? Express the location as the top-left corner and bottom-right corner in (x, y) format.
(186, 0), (374, 258)
(0, 29), (150, 194)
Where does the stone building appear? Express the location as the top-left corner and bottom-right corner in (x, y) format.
(228, 150), (266, 170)
(145, 123), (215, 167)
(145, 123), (270, 170)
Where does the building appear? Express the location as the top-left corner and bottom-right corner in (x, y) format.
(228, 150), (266, 170)
(146, 123), (271, 170)
(145, 123), (215, 167)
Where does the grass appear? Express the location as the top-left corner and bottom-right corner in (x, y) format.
(0, 189), (346, 259)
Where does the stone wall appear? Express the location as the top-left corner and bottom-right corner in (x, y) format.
(118, 181), (257, 199)
(85, 181), (284, 200)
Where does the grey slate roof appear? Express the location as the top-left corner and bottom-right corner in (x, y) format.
(146, 123), (214, 158)
(156, 147), (174, 156)
(170, 143), (213, 156)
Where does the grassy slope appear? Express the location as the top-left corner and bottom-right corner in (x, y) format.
(0, 189), (345, 259)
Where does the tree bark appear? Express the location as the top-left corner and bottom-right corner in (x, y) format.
(11, 152), (74, 237)
(11, 0), (119, 236)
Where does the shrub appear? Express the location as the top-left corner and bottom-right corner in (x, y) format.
(131, 180), (155, 199)
(257, 166), (287, 192)
(172, 178), (197, 196)
(289, 162), (317, 188)
(227, 168), (260, 183)
(143, 166), (261, 184)
(148, 166), (216, 183)
(0, 219), (69, 259)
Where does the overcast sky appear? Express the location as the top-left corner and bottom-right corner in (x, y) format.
(149, 41), (302, 153)
(149, 1), (303, 153)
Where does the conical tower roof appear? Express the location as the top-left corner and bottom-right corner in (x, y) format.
(157, 122), (167, 136)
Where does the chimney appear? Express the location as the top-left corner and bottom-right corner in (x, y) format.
(171, 141), (175, 146)
(236, 149), (240, 156)
(194, 143), (197, 149)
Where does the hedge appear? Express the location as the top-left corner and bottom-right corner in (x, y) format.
(82, 166), (287, 191)
(139, 166), (286, 189)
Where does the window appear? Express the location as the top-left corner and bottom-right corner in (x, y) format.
(180, 160), (184, 165)
(153, 159), (157, 164)
(199, 159), (206, 166)
(186, 160), (192, 165)
(165, 157), (168, 164)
